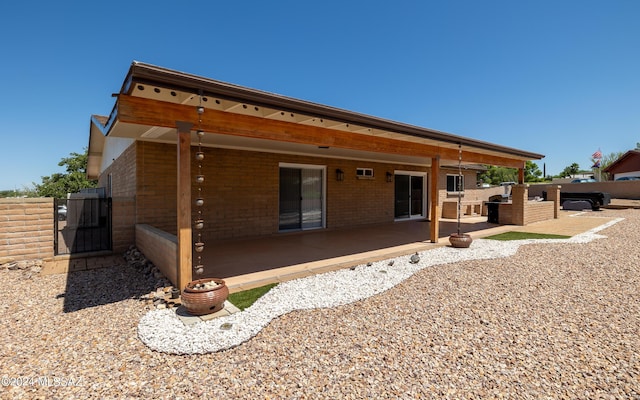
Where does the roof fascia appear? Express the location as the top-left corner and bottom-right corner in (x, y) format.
(125, 62), (544, 161)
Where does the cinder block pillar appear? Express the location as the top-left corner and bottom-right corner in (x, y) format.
(546, 185), (562, 219)
(511, 184), (529, 225)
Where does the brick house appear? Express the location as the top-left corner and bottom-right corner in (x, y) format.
(87, 62), (544, 289)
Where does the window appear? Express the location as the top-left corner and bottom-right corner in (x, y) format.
(447, 174), (464, 193)
(356, 168), (374, 178)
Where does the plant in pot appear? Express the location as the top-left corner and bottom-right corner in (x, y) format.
(449, 144), (473, 248)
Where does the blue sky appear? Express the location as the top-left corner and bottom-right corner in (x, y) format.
(1, 1), (638, 190)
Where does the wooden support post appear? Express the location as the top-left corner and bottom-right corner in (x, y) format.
(176, 121), (193, 291)
(430, 156), (440, 243)
(518, 165), (525, 184)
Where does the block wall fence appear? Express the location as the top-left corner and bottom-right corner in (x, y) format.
(0, 198), (55, 264)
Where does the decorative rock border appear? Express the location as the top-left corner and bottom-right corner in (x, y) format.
(138, 218), (623, 355)
(124, 246), (178, 310)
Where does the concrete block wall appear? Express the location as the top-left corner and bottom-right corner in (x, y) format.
(528, 181), (640, 200)
(0, 198), (55, 264)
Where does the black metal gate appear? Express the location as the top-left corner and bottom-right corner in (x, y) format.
(54, 198), (112, 255)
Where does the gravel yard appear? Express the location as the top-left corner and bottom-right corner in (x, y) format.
(2, 209), (639, 399)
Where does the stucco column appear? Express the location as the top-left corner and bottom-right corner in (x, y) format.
(176, 121), (193, 291)
(429, 156), (440, 243)
(546, 185), (562, 219)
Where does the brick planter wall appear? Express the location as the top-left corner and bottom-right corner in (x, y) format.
(136, 224), (177, 286)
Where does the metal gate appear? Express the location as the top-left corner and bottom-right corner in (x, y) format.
(54, 198), (112, 255)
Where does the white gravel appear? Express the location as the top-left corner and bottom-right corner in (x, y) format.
(138, 217), (624, 355)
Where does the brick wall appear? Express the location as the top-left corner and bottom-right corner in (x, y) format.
(105, 142), (573, 244)
(436, 168), (504, 218)
(136, 224), (177, 285)
(498, 203), (513, 225)
(128, 142), (427, 241)
(99, 142), (137, 253)
(136, 142), (177, 234)
(502, 184), (557, 225)
(327, 159), (404, 228)
(0, 198), (54, 263)
(523, 201), (555, 225)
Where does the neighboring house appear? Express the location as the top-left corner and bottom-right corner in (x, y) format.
(87, 62), (544, 288)
(602, 150), (640, 180)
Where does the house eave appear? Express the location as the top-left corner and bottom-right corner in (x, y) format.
(87, 116), (107, 180)
(118, 61), (544, 162)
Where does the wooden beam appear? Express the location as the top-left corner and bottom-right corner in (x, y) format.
(117, 95), (528, 168)
(518, 165), (525, 184)
(176, 121), (193, 291)
(430, 156), (440, 243)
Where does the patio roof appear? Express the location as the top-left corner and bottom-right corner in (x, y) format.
(88, 61), (544, 179)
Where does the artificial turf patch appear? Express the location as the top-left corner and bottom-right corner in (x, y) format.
(228, 283), (278, 310)
(484, 231), (571, 241)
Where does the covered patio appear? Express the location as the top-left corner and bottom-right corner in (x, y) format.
(203, 217), (495, 290)
(89, 62), (545, 291)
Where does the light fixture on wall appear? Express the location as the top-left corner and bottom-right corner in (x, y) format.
(336, 168), (344, 181)
(386, 172), (393, 182)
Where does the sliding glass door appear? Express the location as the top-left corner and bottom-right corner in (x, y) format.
(394, 172), (426, 219)
(279, 165), (325, 231)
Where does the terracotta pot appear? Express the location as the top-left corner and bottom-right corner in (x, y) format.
(449, 233), (473, 248)
(181, 278), (229, 316)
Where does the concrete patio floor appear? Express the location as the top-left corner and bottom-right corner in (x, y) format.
(201, 210), (616, 293)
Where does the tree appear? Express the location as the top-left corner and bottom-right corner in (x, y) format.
(597, 151), (625, 180)
(559, 163), (580, 178)
(478, 165), (517, 185)
(478, 162), (546, 185)
(524, 161), (544, 182)
(0, 187), (36, 198)
(34, 149), (97, 198)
